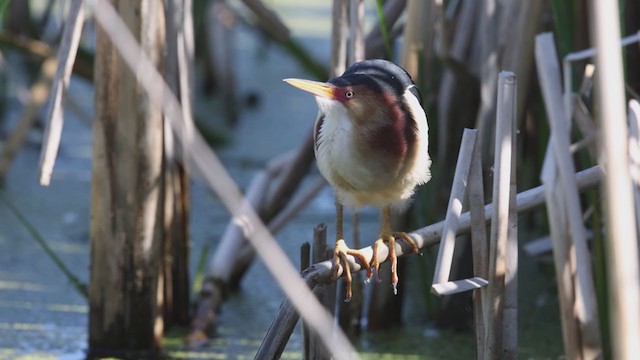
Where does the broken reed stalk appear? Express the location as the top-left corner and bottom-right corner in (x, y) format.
(0, 57), (56, 178)
(431, 129), (478, 291)
(429, 128), (488, 296)
(590, 1), (640, 357)
(468, 128), (488, 359)
(305, 225), (333, 360)
(535, 32), (602, 357)
(38, 0), (84, 186)
(300, 243), (310, 356)
(258, 165), (602, 356)
(86, 1), (357, 357)
(474, 0), (498, 161)
(541, 144), (581, 359)
(500, 1), (544, 128)
(484, 71), (516, 360)
(502, 71), (518, 360)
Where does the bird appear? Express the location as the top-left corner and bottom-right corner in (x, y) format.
(284, 59), (431, 301)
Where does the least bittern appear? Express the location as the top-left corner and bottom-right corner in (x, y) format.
(285, 59), (431, 301)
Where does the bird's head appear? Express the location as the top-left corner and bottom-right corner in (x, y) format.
(284, 59), (423, 130)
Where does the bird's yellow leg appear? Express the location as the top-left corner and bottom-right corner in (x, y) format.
(371, 206), (420, 293)
(332, 202), (372, 302)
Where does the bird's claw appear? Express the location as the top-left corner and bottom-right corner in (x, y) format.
(370, 232), (419, 293)
(332, 239), (372, 302)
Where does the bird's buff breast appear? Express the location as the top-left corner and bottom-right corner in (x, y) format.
(315, 114), (417, 209)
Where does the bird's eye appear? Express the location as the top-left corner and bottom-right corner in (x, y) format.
(345, 90), (354, 98)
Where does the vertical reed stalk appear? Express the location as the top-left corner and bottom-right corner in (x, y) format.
(484, 72), (516, 360)
(590, 1), (640, 358)
(469, 131), (488, 359)
(536, 32), (602, 358)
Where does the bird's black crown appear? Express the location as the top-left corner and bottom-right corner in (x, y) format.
(329, 59), (422, 105)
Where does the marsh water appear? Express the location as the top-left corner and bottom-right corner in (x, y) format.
(0, 1), (563, 359)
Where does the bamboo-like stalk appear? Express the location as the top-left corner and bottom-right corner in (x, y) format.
(499, 0), (543, 127)
(503, 72), (518, 360)
(0, 57), (56, 178)
(474, 0), (498, 161)
(541, 145), (581, 359)
(536, 32), (602, 358)
(38, 0), (84, 186)
(431, 129), (481, 294)
(484, 71), (516, 360)
(304, 225), (333, 360)
(468, 128), (488, 359)
(590, 1), (640, 357)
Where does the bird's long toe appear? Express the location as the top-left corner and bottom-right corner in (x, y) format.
(393, 231), (420, 254)
(371, 236), (399, 290)
(371, 232), (420, 295)
(333, 239), (372, 302)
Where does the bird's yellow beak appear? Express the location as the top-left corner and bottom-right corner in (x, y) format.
(284, 78), (336, 99)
